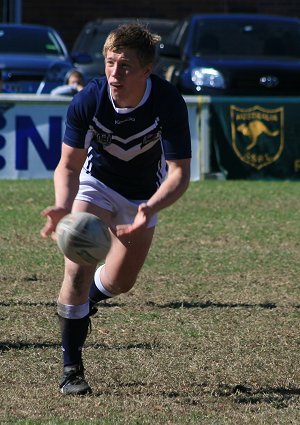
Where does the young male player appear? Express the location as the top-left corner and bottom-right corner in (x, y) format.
(41, 23), (192, 395)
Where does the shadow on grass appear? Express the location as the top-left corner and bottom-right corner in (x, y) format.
(146, 300), (277, 309)
(0, 300), (292, 310)
(214, 383), (300, 409)
(0, 300), (277, 310)
(0, 340), (162, 353)
(91, 341), (162, 350)
(87, 383), (300, 407)
(0, 300), (123, 308)
(0, 341), (61, 352)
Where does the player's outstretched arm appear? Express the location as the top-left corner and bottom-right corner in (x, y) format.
(40, 206), (70, 238)
(116, 158), (190, 237)
(116, 203), (150, 236)
(40, 143), (87, 238)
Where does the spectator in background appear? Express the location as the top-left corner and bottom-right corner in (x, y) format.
(51, 69), (84, 96)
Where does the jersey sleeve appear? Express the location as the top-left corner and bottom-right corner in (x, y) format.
(158, 81), (192, 160)
(63, 79), (101, 149)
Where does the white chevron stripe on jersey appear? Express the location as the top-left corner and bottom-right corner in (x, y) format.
(104, 137), (160, 161)
(112, 118), (160, 145)
(92, 116), (113, 134)
(92, 116), (160, 146)
(84, 128), (94, 148)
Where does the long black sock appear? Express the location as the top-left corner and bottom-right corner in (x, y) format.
(89, 279), (111, 311)
(58, 314), (90, 367)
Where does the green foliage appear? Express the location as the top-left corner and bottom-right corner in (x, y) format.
(1, 179), (300, 424)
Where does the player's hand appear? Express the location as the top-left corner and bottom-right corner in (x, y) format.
(115, 203), (151, 236)
(40, 206), (70, 239)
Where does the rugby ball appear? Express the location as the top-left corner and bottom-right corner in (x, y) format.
(56, 212), (111, 265)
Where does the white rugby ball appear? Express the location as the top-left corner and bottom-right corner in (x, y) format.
(56, 212), (111, 265)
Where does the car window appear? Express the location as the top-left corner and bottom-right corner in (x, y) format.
(75, 28), (107, 59)
(166, 21), (188, 45)
(192, 19), (300, 58)
(73, 20), (178, 60)
(0, 27), (64, 55)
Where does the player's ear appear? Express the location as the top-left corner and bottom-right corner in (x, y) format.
(143, 64), (152, 78)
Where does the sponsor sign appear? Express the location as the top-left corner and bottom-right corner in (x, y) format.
(231, 105), (284, 170)
(0, 96), (202, 181)
(211, 98), (300, 179)
(0, 96), (68, 179)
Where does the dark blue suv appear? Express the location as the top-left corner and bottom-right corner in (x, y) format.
(155, 14), (300, 95)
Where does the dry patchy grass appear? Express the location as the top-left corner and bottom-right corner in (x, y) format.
(0, 180), (300, 424)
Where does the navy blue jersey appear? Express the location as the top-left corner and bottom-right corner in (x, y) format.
(63, 74), (191, 199)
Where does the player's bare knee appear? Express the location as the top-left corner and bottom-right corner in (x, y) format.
(108, 277), (136, 295)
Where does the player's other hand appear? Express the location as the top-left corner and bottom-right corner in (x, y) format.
(116, 203), (151, 237)
(40, 206), (70, 239)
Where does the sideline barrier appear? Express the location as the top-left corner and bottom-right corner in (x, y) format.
(0, 94), (70, 179)
(1, 94), (299, 181)
(211, 96), (300, 180)
(0, 94), (206, 180)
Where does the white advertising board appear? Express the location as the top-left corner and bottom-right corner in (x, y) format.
(0, 94), (204, 180)
(0, 95), (70, 179)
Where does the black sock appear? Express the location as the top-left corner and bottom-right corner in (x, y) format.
(89, 279), (111, 311)
(58, 314), (90, 367)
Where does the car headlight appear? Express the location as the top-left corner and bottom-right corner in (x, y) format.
(191, 67), (225, 90)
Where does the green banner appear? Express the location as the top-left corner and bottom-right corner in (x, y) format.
(211, 97), (300, 179)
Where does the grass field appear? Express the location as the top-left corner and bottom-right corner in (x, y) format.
(0, 179), (300, 424)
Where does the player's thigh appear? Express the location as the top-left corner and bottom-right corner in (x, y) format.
(104, 226), (155, 291)
(59, 200), (114, 303)
(72, 199), (114, 227)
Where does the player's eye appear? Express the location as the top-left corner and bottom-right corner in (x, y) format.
(121, 62), (130, 69)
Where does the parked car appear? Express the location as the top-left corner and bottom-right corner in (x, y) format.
(155, 14), (300, 95)
(0, 23), (84, 94)
(71, 18), (178, 82)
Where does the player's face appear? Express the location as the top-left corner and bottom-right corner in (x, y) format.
(105, 48), (151, 108)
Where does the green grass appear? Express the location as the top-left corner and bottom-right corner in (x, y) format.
(0, 179), (300, 424)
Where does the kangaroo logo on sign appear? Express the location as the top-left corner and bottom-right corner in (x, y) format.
(230, 105), (284, 170)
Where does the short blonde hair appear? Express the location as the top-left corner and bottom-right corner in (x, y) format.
(103, 23), (161, 67)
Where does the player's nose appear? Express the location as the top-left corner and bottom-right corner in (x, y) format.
(111, 63), (122, 77)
